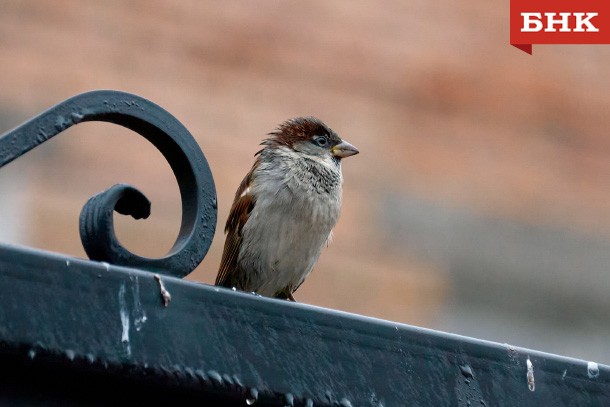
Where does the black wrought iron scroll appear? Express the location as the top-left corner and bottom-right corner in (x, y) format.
(0, 90), (217, 278)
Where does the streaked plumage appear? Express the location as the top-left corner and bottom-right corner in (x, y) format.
(216, 117), (358, 300)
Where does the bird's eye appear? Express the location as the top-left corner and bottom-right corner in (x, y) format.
(314, 136), (328, 147)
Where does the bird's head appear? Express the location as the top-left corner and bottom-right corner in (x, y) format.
(264, 117), (359, 162)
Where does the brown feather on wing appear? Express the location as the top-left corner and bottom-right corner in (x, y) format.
(215, 163), (257, 287)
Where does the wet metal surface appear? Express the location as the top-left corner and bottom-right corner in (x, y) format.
(0, 90), (217, 278)
(0, 91), (608, 405)
(0, 244), (608, 406)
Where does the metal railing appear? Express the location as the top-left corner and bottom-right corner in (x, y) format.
(0, 91), (607, 406)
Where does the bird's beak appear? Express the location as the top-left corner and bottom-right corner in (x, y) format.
(332, 140), (359, 158)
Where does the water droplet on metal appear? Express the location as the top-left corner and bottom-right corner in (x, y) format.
(232, 374), (243, 387)
(587, 361), (599, 379)
(208, 370), (223, 385)
(71, 111), (84, 122)
(65, 349), (76, 361)
(184, 367), (196, 381)
(339, 398), (352, 407)
(305, 399), (314, 407)
(195, 369), (207, 383)
(222, 373), (234, 385)
(460, 364), (474, 379)
(284, 393), (294, 407)
(27, 349), (36, 360)
(85, 353), (95, 364)
(246, 388), (258, 405)
(526, 357), (535, 391)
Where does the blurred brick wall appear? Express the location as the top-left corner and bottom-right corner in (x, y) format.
(1, 1), (609, 361)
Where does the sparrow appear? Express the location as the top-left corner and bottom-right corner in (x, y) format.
(215, 117), (359, 301)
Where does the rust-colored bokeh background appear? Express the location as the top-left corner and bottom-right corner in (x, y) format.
(1, 1), (609, 364)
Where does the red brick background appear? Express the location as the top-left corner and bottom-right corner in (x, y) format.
(1, 1), (609, 363)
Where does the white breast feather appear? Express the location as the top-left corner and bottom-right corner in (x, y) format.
(237, 147), (343, 297)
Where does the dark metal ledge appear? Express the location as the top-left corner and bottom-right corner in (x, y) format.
(0, 244), (607, 406)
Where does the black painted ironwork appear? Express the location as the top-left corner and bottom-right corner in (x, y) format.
(0, 244), (608, 406)
(0, 90), (216, 277)
(0, 90), (608, 405)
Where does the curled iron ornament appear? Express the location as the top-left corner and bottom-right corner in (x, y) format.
(0, 90), (217, 278)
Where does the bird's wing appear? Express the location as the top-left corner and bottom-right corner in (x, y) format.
(216, 165), (257, 287)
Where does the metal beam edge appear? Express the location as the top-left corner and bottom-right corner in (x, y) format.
(0, 244), (607, 406)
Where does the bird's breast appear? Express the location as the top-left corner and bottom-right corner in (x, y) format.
(237, 156), (343, 296)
